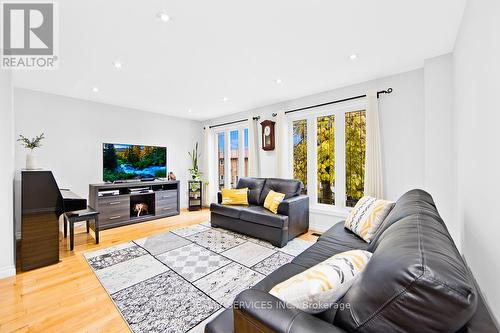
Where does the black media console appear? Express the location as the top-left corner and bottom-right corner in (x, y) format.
(89, 180), (180, 230)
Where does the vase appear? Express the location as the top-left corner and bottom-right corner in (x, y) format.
(26, 152), (37, 170)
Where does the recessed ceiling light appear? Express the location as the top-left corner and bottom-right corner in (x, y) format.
(188, 109), (192, 113)
(92, 87), (99, 93)
(349, 54), (358, 60)
(223, 97), (228, 102)
(157, 11), (170, 22)
(275, 78), (283, 84)
(113, 61), (122, 69)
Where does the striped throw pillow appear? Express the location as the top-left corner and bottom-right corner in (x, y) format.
(270, 250), (372, 313)
(344, 196), (394, 242)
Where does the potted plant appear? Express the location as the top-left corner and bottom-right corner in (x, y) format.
(18, 133), (45, 170)
(188, 142), (202, 181)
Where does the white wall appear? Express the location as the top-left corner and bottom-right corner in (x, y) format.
(205, 69), (426, 231)
(453, 0), (500, 321)
(423, 54), (458, 245)
(0, 70), (15, 279)
(14, 88), (203, 235)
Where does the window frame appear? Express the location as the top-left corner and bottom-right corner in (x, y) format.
(213, 123), (248, 189)
(288, 99), (367, 215)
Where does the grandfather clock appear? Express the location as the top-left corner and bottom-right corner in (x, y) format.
(261, 120), (275, 151)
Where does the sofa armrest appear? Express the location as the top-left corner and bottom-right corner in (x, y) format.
(217, 192), (222, 204)
(278, 195), (309, 238)
(277, 195), (308, 215)
(233, 290), (346, 333)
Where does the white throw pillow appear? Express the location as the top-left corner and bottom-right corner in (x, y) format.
(344, 196), (394, 242)
(269, 250), (372, 313)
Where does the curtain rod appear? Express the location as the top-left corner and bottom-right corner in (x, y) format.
(205, 116), (260, 130)
(275, 88), (393, 116)
(204, 88), (393, 129)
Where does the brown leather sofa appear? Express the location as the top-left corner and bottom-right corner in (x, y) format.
(205, 189), (499, 333)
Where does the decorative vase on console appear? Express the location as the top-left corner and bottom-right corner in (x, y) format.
(17, 133), (45, 170)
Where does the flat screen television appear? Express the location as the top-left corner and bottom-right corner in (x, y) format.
(103, 143), (167, 182)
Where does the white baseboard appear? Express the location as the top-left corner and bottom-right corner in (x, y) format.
(0, 265), (16, 280)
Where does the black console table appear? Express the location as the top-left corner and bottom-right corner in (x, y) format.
(89, 180), (180, 230)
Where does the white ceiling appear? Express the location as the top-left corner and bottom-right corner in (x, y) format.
(12, 0), (466, 121)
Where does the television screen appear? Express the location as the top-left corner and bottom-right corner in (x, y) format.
(103, 143), (167, 182)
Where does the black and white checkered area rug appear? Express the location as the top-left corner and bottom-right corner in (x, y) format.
(84, 222), (314, 333)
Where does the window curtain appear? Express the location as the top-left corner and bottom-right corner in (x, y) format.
(275, 111), (289, 178)
(247, 117), (260, 177)
(202, 127), (216, 205)
(364, 90), (384, 198)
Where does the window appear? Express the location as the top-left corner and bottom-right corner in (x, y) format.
(244, 128), (249, 177)
(292, 120), (307, 194)
(214, 126), (248, 190)
(345, 111), (366, 207)
(230, 130), (239, 188)
(217, 132), (225, 190)
(317, 115), (335, 205)
(289, 102), (367, 210)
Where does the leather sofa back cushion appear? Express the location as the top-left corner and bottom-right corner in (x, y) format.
(368, 189), (446, 252)
(259, 178), (302, 204)
(334, 194), (477, 332)
(236, 178), (267, 205)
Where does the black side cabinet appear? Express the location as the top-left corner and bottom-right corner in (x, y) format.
(188, 181), (202, 211)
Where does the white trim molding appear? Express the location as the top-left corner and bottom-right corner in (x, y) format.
(0, 265), (16, 279)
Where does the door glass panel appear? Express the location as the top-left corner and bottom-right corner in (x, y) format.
(230, 130), (239, 188)
(217, 132), (225, 190)
(317, 115), (335, 205)
(292, 119), (307, 194)
(244, 128), (249, 177)
(345, 110), (366, 207)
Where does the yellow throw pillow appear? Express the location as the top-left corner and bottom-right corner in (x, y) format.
(221, 188), (249, 205)
(344, 196), (394, 243)
(270, 250), (372, 313)
(263, 190), (286, 214)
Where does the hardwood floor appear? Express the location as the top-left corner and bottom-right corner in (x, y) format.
(0, 209), (318, 333)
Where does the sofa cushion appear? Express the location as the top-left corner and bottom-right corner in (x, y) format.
(344, 196), (394, 243)
(210, 203), (245, 219)
(293, 230), (369, 269)
(368, 189), (446, 252)
(253, 262), (307, 292)
(334, 190), (478, 333)
(240, 205), (289, 229)
(318, 221), (370, 250)
(263, 190), (286, 214)
(236, 177), (267, 205)
(221, 188), (249, 205)
(259, 178), (302, 204)
(270, 250), (372, 314)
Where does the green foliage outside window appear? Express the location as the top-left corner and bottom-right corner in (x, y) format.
(292, 110), (366, 207)
(317, 116), (335, 205)
(292, 120), (307, 193)
(345, 111), (366, 206)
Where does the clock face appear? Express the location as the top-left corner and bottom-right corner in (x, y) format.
(264, 126), (271, 136)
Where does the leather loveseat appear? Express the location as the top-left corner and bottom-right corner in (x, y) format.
(206, 189), (499, 333)
(210, 177), (309, 248)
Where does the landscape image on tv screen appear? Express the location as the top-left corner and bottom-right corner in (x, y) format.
(103, 143), (167, 182)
